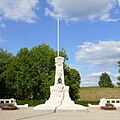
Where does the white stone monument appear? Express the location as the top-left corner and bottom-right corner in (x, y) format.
(34, 19), (87, 112)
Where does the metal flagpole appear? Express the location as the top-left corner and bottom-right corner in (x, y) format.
(57, 19), (60, 57)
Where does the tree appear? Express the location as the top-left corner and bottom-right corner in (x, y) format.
(0, 48), (13, 98)
(0, 44), (81, 101)
(117, 61), (120, 86)
(98, 72), (113, 87)
(0, 48), (13, 74)
(65, 66), (81, 100)
(1, 45), (56, 100)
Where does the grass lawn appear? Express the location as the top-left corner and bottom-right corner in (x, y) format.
(79, 87), (120, 101)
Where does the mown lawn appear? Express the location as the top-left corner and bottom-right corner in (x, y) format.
(79, 87), (120, 101)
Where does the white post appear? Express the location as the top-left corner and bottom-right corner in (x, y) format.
(57, 19), (60, 57)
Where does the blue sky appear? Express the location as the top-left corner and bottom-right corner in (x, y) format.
(0, 0), (120, 86)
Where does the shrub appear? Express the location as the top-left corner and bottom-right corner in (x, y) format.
(100, 103), (116, 110)
(1, 103), (18, 110)
(4, 103), (15, 108)
(16, 100), (45, 106)
(105, 103), (114, 107)
(75, 101), (99, 106)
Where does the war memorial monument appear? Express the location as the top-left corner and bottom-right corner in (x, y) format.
(34, 19), (87, 112)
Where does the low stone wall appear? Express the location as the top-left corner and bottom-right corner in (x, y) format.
(16, 104), (29, 108)
(0, 98), (28, 108)
(0, 98), (16, 105)
(99, 98), (120, 107)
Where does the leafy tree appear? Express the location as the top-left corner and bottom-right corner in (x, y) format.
(117, 61), (120, 86)
(0, 48), (13, 74)
(0, 48), (31, 99)
(59, 48), (68, 61)
(0, 44), (81, 101)
(65, 66), (81, 100)
(0, 48), (13, 98)
(1, 45), (56, 100)
(98, 72), (113, 87)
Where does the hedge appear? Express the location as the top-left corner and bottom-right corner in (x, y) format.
(16, 100), (45, 107)
(75, 100), (100, 106)
(16, 100), (99, 107)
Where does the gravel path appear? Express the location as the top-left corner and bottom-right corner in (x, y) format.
(0, 107), (120, 120)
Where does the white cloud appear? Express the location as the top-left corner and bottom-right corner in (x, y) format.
(0, 22), (6, 28)
(0, 0), (39, 23)
(76, 41), (120, 68)
(0, 36), (7, 43)
(100, 13), (120, 22)
(46, 0), (120, 22)
(81, 73), (99, 87)
(86, 72), (118, 78)
(118, 0), (120, 5)
(81, 72), (118, 86)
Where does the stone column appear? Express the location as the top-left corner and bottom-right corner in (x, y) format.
(55, 56), (65, 85)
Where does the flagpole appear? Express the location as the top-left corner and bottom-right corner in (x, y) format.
(57, 19), (60, 57)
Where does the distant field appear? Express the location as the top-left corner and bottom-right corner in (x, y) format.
(79, 87), (120, 101)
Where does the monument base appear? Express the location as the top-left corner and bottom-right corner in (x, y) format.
(34, 84), (88, 112)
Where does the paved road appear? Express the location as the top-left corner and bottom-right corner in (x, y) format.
(0, 107), (120, 120)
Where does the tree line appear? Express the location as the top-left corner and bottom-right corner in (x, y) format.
(0, 44), (120, 101)
(0, 44), (81, 101)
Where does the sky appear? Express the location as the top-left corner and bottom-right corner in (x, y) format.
(0, 0), (120, 87)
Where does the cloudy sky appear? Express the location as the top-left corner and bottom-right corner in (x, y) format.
(0, 0), (120, 86)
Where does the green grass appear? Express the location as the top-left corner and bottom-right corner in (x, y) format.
(79, 87), (120, 101)
(16, 87), (120, 106)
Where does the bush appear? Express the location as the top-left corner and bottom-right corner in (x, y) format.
(16, 100), (45, 107)
(16, 100), (100, 107)
(75, 101), (99, 106)
(105, 103), (114, 107)
(1, 103), (18, 110)
(100, 103), (116, 110)
(4, 103), (15, 107)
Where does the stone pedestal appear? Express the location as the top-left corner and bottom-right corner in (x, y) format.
(34, 57), (87, 112)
